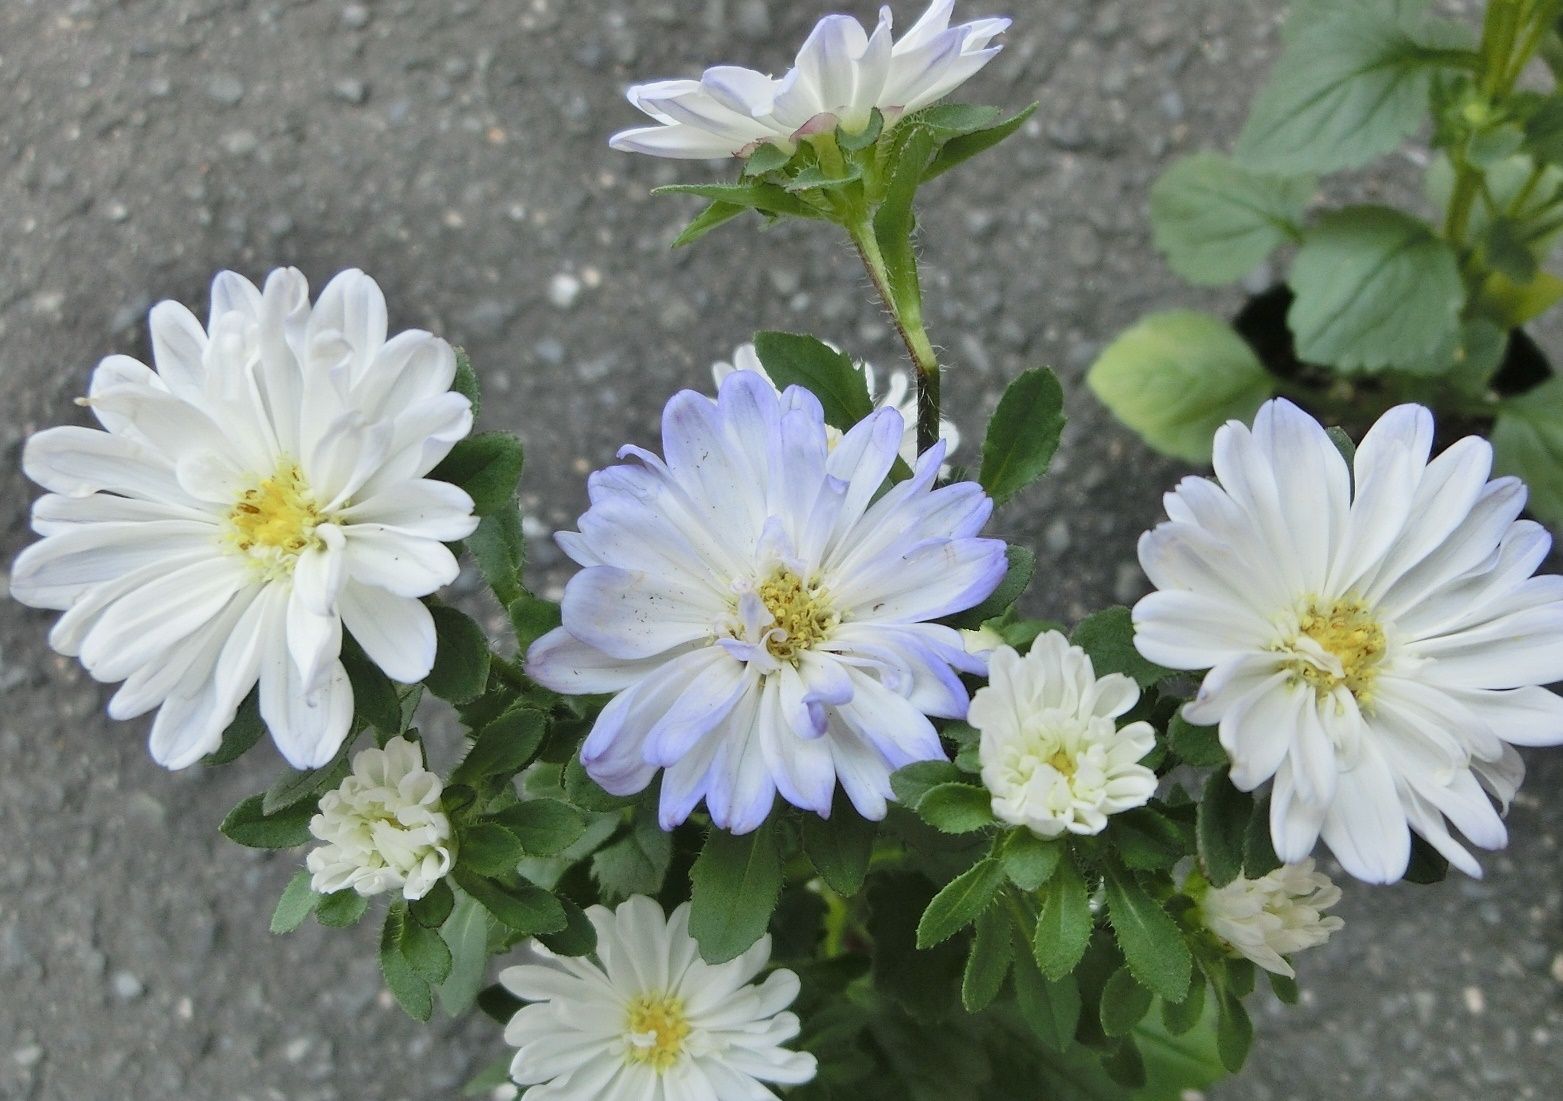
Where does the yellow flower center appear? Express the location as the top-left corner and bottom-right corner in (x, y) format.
(227, 461), (324, 571)
(757, 567), (838, 662)
(624, 994), (691, 1073)
(1284, 597), (1387, 706)
(1046, 747), (1078, 778)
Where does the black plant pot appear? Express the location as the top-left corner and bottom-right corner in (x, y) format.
(1231, 285), (1553, 447)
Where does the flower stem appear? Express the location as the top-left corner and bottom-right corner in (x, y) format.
(846, 219), (943, 454)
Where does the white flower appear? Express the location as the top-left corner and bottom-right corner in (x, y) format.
(1196, 859), (1344, 979)
(609, 0), (1010, 160)
(10, 269), (478, 770)
(968, 632), (1158, 838)
(526, 371), (1007, 834)
(305, 735), (452, 901)
(500, 896), (817, 1101)
(960, 623), (1006, 656)
(712, 341), (960, 468)
(1134, 399), (1563, 884)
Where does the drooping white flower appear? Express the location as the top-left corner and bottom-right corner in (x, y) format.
(609, 0), (1011, 160)
(1134, 398), (1563, 884)
(306, 735), (453, 901)
(526, 371), (1007, 834)
(10, 269), (478, 770)
(712, 341), (960, 468)
(500, 896), (817, 1101)
(1195, 859), (1344, 979)
(968, 632), (1157, 838)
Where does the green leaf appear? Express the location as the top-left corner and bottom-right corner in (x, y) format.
(873, 125), (936, 288)
(537, 896), (599, 957)
(916, 782), (996, 834)
(460, 823), (528, 877)
(1242, 795), (1283, 879)
(1197, 768), (1253, 888)
(1167, 712), (1227, 768)
(1110, 809), (1192, 873)
(1326, 426), (1359, 467)
(1162, 969), (1207, 1036)
(437, 892), (495, 1016)
(270, 870), (320, 934)
(1087, 311), (1274, 463)
(400, 915), (454, 984)
(452, 347), (481, 418)
(409, 879), (455, 928)
(654, 181), (821, 219)
(1288, 206), (1464, 373)
(430, 432), (524, 516)
(1001, 830), (1062, 891)
(590, 808), (673, 901)
(962, 904), (1012, 1012)
(1101, 966), (1155, 1038)
(1485, 216), (1542, 286)
(508, 592), (562, 653)
(743, 143), (794, 176)
(219, 793), (315, 849)
(752, 332), (874, 431)
(1270, 971), (1301, 1005)
(1034, 858), (1093, 981)
(1103, 863), (1192, 1003)
(802, 794), (878, 896)
(453, 871), (567, 937)
(316, 889), (370, 928)
(916, 858), (1006, 948)
(1215, 992), (1254, 1073)
(563, 754), (638, 812)
(910, 103), (1003, 137)
(1150, 154), (1314, 285)
(689, 821), (784, 963)
(1013, 938), (1082, 1054)
(1403, 832), (1452, 885)
(381, 907), (435, 1021)
(263, 743), (352, 815)
(341, 636), (402, 735)
(1103, 1037), (1149, 1090)
(978, 368), (1066, 507)
(468, 506), (525, 607)
(1070, 606), (1175, 690)
(1493, 379), (1563, 529)
(1524, 96), (1563, 165)
(426, 605), (492, 705)
(944, 545), (1034, 630)
(889, 760), (964, 808)
(451, 708), (547, 787)
(491, 798), (590, 857)
(204, 693), (264, 765)
(671, 200), (749, 248)
(1236, 1), (1472, 173)
(924, 102), (1039, 181)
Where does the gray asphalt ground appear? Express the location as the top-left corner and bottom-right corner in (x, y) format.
(2, 0), (1562, 1098)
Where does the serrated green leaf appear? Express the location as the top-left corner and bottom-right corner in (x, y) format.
(426, 605), (492, 705)
(1150, 154), (1314, 285)
(270, 870), (319, 934)
(409, 879), (455, 928)
(1101, 966), (1155, 1037)
(1236, 2), (1472, 173)
(451, 708), (547, 787)
(1070, 606), (1176, 690)
(689, 821), (784, 963)
(1103, 863), (1192, 1003)
(802, 794), (877, 896)
(1001, 830), (1062, 891)
(1493, 378), (1563, 528)
(1034, 858), (1093, 981)
(316, 888), (370, 928)
(204, 693), (264, 766)
(468, 506), (525, 607)
(1087, 311), (1274, 463)
(671, 200), (749, 248)
(263, 743), (352, 816)
(889, 760), (964, 808)
(400, 915), (454, 984)
(220, 793), (315, 850)
(962, 903), (1012, 1012)
(1013, 936), (1081, 1054)
(380, 905), (434, 1021)
(491, 797), (589, 857)
(1242, 794), (1283, 879)
(1288, 206), (1464, 373)
(1111, 808), (1192, 873)
(1168, 712), (1227, 768)
(916, 858), (1006, 947)
(460, 823), (528, 877)
(1197, 768), (1253, 888)
(654, 181), (821, 219)
(916, 783), (996, 834)
(944, 544), (1034, 630)
(743, 143), (794, 176)
(508, 592), (562, 653)
(430, 432), (524, 516)
(1162, 969), (1207, 1036)
(978, 368), (1066, 507)
(590, 808), (673, 902)
(451, 347), (481, 418)
(924, 102), (1039, 181)
(752, 331), (874, 431)
(454, 871), (567, 937)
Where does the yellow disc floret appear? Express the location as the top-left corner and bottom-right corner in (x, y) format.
(227, 461), (325, 573)
(624, 994), (691, 1073)
(1283, 597), (1387, 707)
(757, 566), (838, 662)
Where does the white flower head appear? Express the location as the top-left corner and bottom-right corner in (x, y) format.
(712, 341), (960, 468)
(1134, 399), (1563, 884)
(306, 735), (453, 901)
(1196, 858), (1344, 979)
(500, 896), (817, 1100)
(969, 633), (1158, 838)
(11, 269), (479, 770)
(526, 371), (1008, 834)
(609, 0), (1011, 160)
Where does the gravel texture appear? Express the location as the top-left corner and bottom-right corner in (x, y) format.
(1, 0), (1561, 1097)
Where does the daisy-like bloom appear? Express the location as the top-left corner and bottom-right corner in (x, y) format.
(1134, 399), (1563, 884)
(10, 269), (478, 770)
(500, 896), (817, 1100)
(968, 632), (1158, 838)
(608, 0), (1011, 160)
(1194, 859), (1344, 979)
(305, 735), (453, 901)
(526, 371), (1007, 834)
(712, 341), (959, 468)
